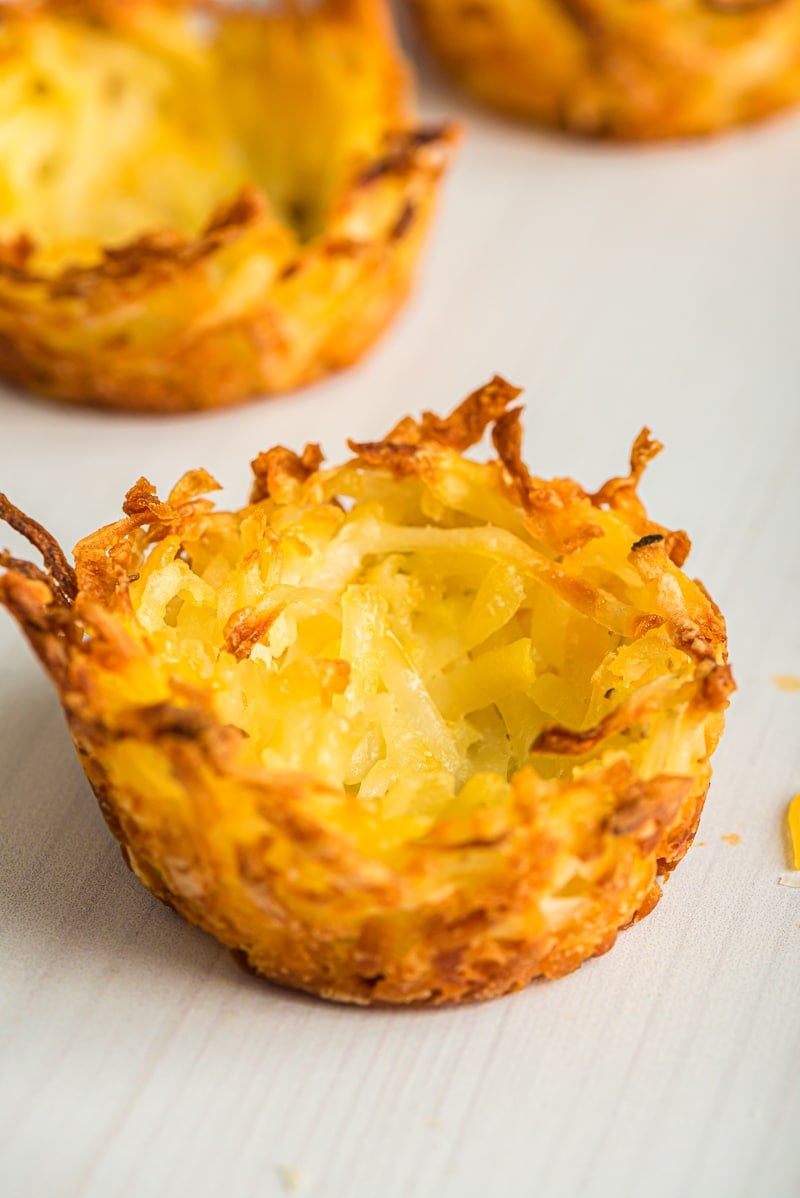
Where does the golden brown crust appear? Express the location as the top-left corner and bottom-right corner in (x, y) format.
(0, 379), (734, 1004)
(413, 0), (800, 139)
(0, 0), (457, 411)
(0, 494), (77, 603)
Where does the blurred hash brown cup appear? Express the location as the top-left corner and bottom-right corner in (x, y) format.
(413, 0), (800, 139)
(0, 0), (456, 412)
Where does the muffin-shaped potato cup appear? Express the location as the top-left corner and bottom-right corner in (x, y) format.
(0, 0), (456, 412)
(0, 379), (734, 1005)
(413, 0), (800, 139)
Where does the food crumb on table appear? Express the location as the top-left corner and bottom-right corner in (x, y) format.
(276, 1164), (305, 1193)
(773, 674), (800, 692)
(787, 794), (800, 869)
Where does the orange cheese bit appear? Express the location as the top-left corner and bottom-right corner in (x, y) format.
(788, 794), (800, 871)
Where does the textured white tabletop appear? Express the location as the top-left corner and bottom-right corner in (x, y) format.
(2, 47), (799, 1198)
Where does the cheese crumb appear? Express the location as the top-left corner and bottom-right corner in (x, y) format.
(276, 1165), (304, 1193)
(773, 674), (800, 692)
(788, 794), (800, 870)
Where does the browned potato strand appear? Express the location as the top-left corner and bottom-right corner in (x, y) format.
(414, 0), (800, 139)
(0, 379), (734, 1005)
(0, 0), (456, 412)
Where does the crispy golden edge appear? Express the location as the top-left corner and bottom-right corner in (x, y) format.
(0, 379), (734, 1004)
(0, 0), (458, 411)
(413, 0), (800, 139)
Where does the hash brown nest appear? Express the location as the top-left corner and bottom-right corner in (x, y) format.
(0, 378), (734, 1005)
(413, 0), (800, 139)
(0, 0), (456, 412)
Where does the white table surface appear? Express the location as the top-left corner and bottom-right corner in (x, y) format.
(2, 40), (799, 1198)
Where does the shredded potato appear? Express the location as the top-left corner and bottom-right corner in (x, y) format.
(0, 378), (735, 1004)
(125, 492), (694, 815)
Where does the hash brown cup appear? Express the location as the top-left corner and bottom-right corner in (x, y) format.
(413, 0), (800, 139)
(0, 0), (456, 411)
(0, 378), (734, 1004)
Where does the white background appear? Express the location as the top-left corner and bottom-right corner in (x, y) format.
(1, 29), (799, 1198)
